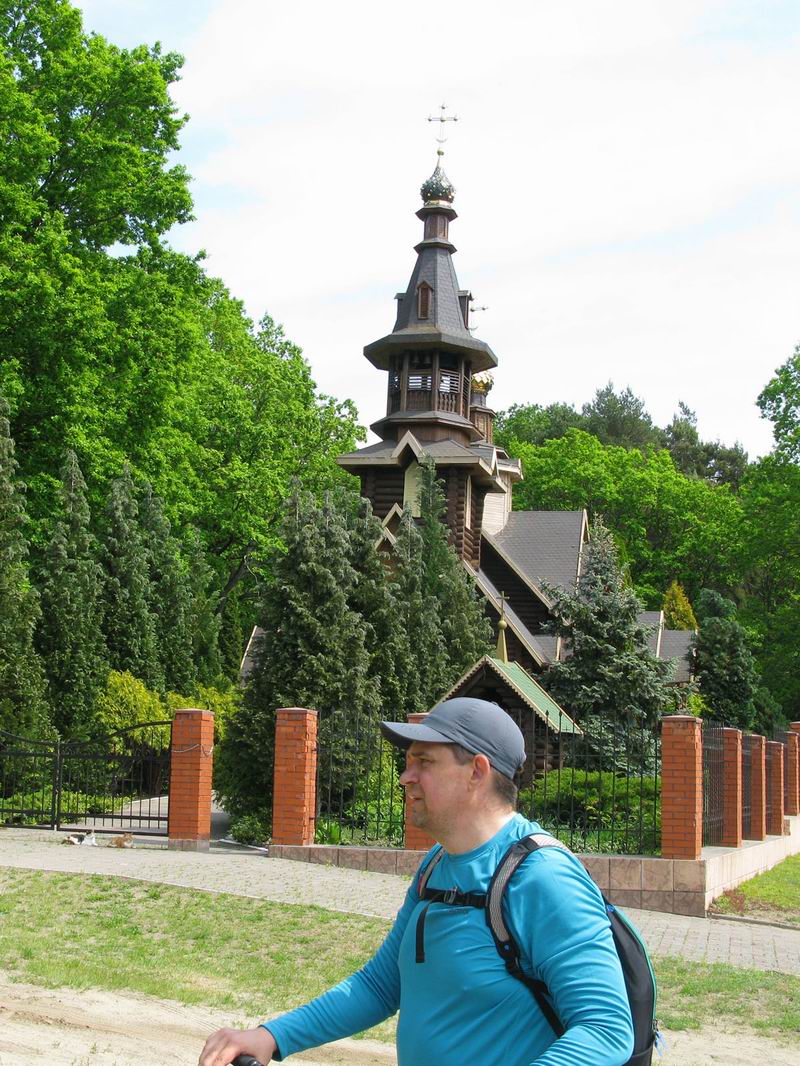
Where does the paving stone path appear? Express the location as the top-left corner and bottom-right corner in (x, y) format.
(1, 828), (798, 976)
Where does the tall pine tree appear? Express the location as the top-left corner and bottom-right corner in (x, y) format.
(0, 398), (50, 737)
(138, 482), (195, 692)
(38, 451), (107, 738)
(693, 590), (759, 730)
(101, 468), (162, 691)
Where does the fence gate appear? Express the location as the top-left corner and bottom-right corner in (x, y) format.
(0, 722), (172, 835)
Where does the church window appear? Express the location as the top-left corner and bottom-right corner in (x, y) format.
(417, 282), (432, 319)
(465, 475), (473, 529)
(404, 461), (422, 517)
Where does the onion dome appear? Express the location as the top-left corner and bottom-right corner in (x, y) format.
(420, 161), (455, 204)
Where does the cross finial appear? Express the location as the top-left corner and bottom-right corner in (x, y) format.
(427, 103), (458, 161)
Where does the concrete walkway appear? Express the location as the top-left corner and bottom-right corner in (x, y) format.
(1, 828), (798, 976)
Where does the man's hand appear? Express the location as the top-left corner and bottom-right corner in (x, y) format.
(199, 1024), (277, 1066)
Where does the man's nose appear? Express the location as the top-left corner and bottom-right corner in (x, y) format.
(399, 765), (416, 786)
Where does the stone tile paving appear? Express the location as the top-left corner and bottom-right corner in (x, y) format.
(1, 829), (798, 976)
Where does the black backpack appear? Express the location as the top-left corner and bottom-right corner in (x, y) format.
(417, 833), (659, 1066)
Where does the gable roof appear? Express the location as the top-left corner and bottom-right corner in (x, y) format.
(438, 654), (582, 734)
(485, 511), (586, 596)
(469, 563), (555, 666)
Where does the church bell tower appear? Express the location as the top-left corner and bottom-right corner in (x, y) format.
(338, 147), (518, 566)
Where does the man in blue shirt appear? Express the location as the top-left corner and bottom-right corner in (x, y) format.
(199, 698), (634, 1065)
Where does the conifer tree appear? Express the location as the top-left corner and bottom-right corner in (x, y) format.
(662, 580), (697, 630)
(693, 590), (759, 730)
(343, 495), (407, 716)
(38, 451), (107, 738)
(101, 468), (162, 691)
(391, 505), (448, 715)
(185, 529), (223, 686)
(138, 482), (195, 692)
(543, 517), (673, 730)
(0, 399), (50, 737)
(216, 488), (378, 816)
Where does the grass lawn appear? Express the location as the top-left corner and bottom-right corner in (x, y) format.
(0, 868), (797, 1040)
(711, 854), (800, 926)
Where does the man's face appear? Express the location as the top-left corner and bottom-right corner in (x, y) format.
(399, 741), (474, 835)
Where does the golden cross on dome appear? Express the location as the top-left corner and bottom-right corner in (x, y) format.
(427, 103), (458, 159)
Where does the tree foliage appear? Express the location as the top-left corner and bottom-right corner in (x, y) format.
(37, 451), (107, 737)
(506, 429), (742, 605)
(758, 344), (800, 462)
(692, 590), (761, 731)
(0, 397), (50, 737)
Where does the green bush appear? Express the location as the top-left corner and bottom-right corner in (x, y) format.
(314, 818), (343, 845)
(95, 671), (169, 744)
(166, 682), (241, 742)
(229, 812), (270, 846)
(519, 770), (661, 835)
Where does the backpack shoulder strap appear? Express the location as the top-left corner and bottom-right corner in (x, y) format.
(486, 833), (571, 1038)
(415, 844), (445, 897)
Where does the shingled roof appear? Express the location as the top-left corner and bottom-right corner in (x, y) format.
(484, 511), (586, 595)
(660, 628), (695, 683)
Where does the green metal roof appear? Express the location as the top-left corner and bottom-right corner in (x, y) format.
(439, 655), (582, 735)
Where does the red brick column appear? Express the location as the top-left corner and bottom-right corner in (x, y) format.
(749, 735), (767, 841)
(786, 732), (799, 817)
(721, 728), (742, 848)
(403, 713), (436, 852)
(272, 707), (318, 846)
(766, 740), (785, 836)
(168, 709), (214, 851)
(660, 715), (703, 859)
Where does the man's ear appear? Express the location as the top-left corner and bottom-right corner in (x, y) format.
(470, 753), (493, 789)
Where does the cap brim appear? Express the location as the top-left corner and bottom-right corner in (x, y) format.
(380, 720), (453, 749)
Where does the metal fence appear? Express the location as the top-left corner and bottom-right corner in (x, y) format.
(314, 706), (661, 855)
(741, 733), (753, 839)
(315, 709), (405, 847)
(701, 722), (725, 846)
(0, 723), (171, 835)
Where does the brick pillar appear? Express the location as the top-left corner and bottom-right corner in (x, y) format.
(749, 735), (767, 841)
(403, 713), (436, 852)
(791, 722), (800, 735)
(168, 709), (214, 851)
(786, 733), (799, 817)
(660, 715), (703, 859)
(766, 740), (785, 836)
(272, 707), (317, 846)
(721, 727), (742, 848)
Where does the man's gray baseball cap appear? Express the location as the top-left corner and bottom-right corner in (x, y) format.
(380, 697), (526, 780)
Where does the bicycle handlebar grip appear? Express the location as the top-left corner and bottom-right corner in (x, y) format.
(231, 1057), (263, 1066)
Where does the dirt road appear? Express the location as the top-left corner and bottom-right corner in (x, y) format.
(0, 974), (795, 1066)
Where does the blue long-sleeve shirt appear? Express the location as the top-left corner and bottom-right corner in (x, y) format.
(264, 814), (634, 1064)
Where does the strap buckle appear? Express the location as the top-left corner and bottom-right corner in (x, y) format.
(442, 888), (458, 904)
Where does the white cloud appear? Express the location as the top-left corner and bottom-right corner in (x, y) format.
(81, 0), (800, 456)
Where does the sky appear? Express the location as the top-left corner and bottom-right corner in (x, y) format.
(76, 0), (800, 457)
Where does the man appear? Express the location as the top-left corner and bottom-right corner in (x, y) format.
(199, 698), (634, 1065)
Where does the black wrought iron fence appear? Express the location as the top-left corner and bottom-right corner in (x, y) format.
(516, 710), (661, 856)
(765, 739), (782, 831)
(741, 733), (753, 839)
(313, 706), (661, 854)
(0, 723), (171, 834)
(315, 709), (404, 846)
(774, 730), (790, 810)
(702, 722), (725, 846)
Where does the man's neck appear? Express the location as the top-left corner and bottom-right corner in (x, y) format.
(439, 808), (516, 855)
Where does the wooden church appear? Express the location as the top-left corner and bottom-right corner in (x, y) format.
(336, 158), (693, 683)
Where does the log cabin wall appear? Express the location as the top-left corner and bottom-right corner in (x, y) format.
(361, 468), (405, 520)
